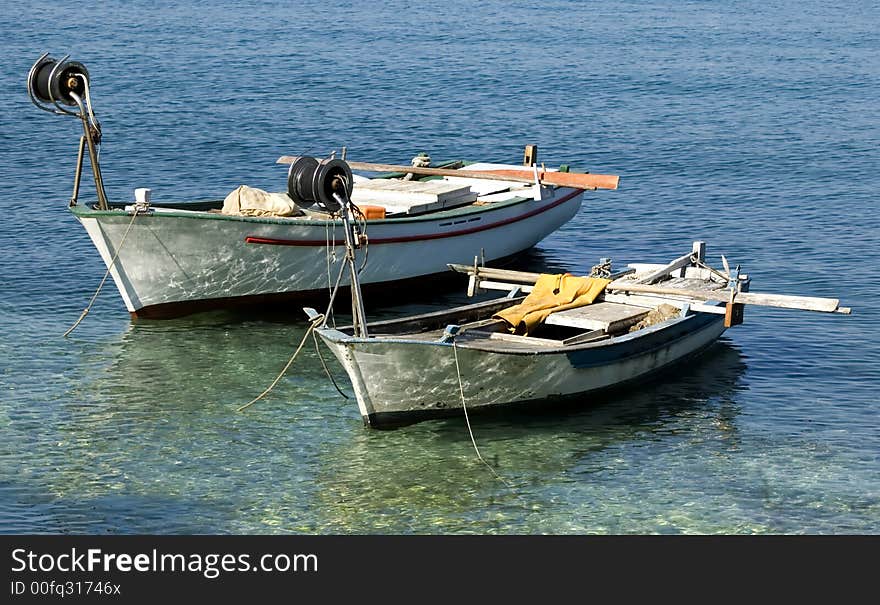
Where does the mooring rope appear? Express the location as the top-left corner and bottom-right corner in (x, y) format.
(325, 220), (333, 295)
(324, 216), (346, 328)
(451, 339), (513, 488)
(237, 315), (325, 412)
(312, 330), (350, 399)
(351, 204), (370, 274)
(242, 209), (369, 410)
(63, 209), (139, 337)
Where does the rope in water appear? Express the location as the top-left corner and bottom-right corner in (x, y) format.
(312, 331), (350, 399)
(451, 339), (513, 489)
(237, 315), (325, 412)
(63, 209), (140, 337)
(239, 229), (354, 412)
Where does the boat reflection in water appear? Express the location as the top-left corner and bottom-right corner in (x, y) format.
(308, 340), (748, 533)
(30, 316), (746, 533)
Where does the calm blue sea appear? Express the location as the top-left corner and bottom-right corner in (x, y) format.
(1, 0), (877, 534)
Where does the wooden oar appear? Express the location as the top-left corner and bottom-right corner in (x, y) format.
(448, 263), (851, 314)
(277, 156), (620, 190)
(606, 282), (851, 314)
(448, 264), (542, 284)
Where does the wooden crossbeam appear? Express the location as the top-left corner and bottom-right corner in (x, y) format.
(606, 282), (850, 314)
(277, 156), (620, 190)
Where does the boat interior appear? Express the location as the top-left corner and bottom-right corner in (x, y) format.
(351, 263), (732, 350)
(107, 161), (548, 220)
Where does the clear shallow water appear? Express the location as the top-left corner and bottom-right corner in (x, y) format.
(1, 0), (878, 534)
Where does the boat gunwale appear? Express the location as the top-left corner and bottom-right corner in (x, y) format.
(317, 301), (725, 358)
(352, 294), (528, 331)
(67, 187), (582, 226)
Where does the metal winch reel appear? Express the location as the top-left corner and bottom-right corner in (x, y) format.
(28, 53), (91, 112)
(27, 53), (109, 209)
(286, 156), (354, 214)
(286, 154), (368, 335)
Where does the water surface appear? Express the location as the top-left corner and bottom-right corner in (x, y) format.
(1, 0), (877, 533)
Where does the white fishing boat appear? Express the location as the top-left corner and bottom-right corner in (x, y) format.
(307, 217), (851, 427)
(28, 54), (618, 318)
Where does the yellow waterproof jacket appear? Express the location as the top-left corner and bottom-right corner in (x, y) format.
(494, 274), (610, 335)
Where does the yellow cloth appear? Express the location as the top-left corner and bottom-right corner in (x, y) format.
(494, 274), (611, 335)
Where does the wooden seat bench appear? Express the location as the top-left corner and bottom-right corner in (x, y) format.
(544, 301), (650, 333)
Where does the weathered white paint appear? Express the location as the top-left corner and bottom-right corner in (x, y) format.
(74, 186), (584, 314)
(318, 315), (726, 425)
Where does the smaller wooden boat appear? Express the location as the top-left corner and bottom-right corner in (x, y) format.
(309, 241), (851, 428)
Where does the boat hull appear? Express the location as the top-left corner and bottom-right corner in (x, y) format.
(72, 188), (583, 317)
(318, 312), (727, 428)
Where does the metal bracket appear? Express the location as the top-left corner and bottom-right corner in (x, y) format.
(439, 324), (461, 343)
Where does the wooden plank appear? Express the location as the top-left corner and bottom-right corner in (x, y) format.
(456, 318), (507, 333)
(562, 330), (610, 346)
(633, 252), (695, 284)
(606, 282), (849, 314)
(361, 294), (526, 334)
(545, 302), (648, 332)
(353, 179), (476, 200)
(476, 280), (535, 294)
(662, 276), (726, 291)
(734, 291), (850, 314)
(448, 264), (544, 284)
(602, 293), (726, 315)
(277, 156), (620, 190)
(440, 176), (516, 196)
(450, 264), (634, 285)
(351, 179), (478, 214)
(485, 168), (619, 191)
(597, 293), (658, 309)
(486, 331), (562, 346)
(686, 302), (727, 315)
(725, 302), (745, 327)
(450, 258), (851, 314)
(477, 327), (610, 347)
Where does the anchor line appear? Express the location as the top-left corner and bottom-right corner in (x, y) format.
(325, 221), (333, 297)
(324, 219), (340, 327)
(241, 203), (365, 410)
(237, 315), (326, 412)
(63, 209), (139, 337)
(238, 254), (349, 412)
(451, 338), (513, 489)
(351, 204), (370, 274)
(312, 330), (350, 400)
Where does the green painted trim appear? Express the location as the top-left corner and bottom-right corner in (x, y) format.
(68, 193), (534, 225)
(66, 158), (560, 225)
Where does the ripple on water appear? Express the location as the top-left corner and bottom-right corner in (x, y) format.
(1, 0), (878, 534)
